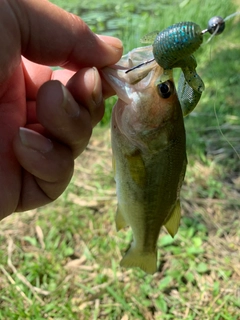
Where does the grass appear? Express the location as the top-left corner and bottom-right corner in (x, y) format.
(0, 128), (239, 319)
(1, 0), (240, 319)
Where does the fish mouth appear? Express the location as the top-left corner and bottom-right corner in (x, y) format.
(101, 67), (132, 104)
(101, 59), (161, 105)
(101, 45), (162, 103)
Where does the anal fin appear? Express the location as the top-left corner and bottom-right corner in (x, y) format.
(164, 200), (181, 237)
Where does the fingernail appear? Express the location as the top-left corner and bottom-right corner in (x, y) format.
(97, 35), (123, 50)
(84, 67), (103, 106)
(19, 127), (53, 153)
(61, 84), (80, 117)
(91, 67), (103, 106)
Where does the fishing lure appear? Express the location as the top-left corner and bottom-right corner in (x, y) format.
(126, 16), (226, 116)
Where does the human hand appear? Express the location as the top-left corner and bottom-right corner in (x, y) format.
(0, 0), (123, 220)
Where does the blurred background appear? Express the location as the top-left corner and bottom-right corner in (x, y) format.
(0, 0), (240, 319)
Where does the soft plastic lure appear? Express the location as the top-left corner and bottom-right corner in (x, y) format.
(126, 16), (226, 116)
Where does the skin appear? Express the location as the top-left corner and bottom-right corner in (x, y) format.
(0, 0), (123, 220)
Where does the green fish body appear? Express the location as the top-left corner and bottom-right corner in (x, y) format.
(102, 47), (187, 274)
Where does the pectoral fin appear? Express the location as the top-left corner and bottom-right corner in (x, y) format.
(115, 206), (128, 231)
(125, 150), (146, 188)
(164, 200), (181, 237)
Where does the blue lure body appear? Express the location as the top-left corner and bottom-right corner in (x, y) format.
(153, 22), (205, 115)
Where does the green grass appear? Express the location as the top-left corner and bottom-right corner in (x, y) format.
(0, 127), (239, 319)
(1, 0), (240, 319)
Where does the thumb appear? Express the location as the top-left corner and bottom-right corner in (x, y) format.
(6, 0), (123, 70)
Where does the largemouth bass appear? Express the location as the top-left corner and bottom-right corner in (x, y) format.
(102, 46), (187, 274)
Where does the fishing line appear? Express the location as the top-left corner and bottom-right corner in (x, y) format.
(224, 11), (240, 21)
(208, 11), (240, 160)
(213, 91), (240, 160)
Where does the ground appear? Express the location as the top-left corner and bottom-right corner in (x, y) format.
(0, 127), (239, 319)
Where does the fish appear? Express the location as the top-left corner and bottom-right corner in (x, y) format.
(101, 46), (187, 274)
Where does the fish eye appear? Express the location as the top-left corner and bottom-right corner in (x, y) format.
(157, 81), (174, 99)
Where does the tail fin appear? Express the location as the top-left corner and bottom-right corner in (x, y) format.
(120, 245), (157, 274)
